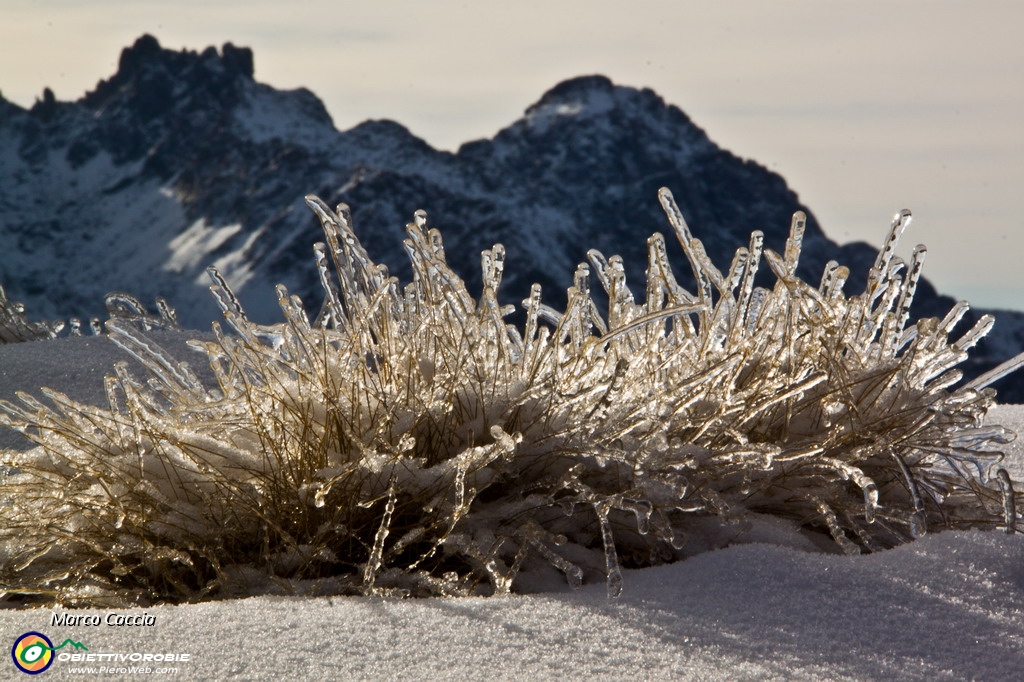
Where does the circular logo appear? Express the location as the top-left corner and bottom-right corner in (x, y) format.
(11, 632), (54, 675)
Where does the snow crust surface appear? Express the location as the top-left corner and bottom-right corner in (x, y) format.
(2, 334), (1023, 680)
(1, 531), (1021, 681)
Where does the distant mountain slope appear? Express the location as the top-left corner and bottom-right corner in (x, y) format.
(2, 35), (1022, 397)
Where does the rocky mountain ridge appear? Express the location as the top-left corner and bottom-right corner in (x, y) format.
(2, 35), (1023, 397)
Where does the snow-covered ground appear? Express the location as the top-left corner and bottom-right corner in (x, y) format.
(3, 333), (1024, 680)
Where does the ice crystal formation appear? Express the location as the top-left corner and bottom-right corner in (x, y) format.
(0, 285), (65, 343)
(2, 188), (1022, 605)
(0, 288), (180, 343)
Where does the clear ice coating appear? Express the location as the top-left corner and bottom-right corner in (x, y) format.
(0, 284), (65, 342)
(1, 188), (1022, 606)
(0, 288), (180, 344)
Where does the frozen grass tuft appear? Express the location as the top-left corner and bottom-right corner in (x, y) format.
(2, 189), (1022, 606)
(0, 284), (66, 343)
(0, 288), (180, 343)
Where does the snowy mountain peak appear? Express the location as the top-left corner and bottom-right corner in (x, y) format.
(524, 75), (618, 121)
(67, 33), (336, 159)
(515, 74), (706, 145)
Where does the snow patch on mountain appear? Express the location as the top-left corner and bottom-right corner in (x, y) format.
(524, 86), (616, 132)
(232, 80), (336, 149)
(166, 217), (244, 274)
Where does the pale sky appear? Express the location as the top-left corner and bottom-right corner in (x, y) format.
(2, 0), (1023, 310)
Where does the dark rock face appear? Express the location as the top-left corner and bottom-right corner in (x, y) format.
(1, 35), (1021, 398)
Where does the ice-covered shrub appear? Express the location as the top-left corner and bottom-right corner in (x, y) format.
(0, 285), (65, 343)
(0, 287), (179, 343)
(1, 189), (1022, 606)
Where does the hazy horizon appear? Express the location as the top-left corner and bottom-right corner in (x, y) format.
(2, 0), (1022, 311)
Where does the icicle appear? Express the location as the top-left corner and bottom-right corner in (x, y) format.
(485, 558), (515, 595)
(647, 232), (697, 304)
(491, 243), (506, 289)
(518, 522), (584, 589)
(605, 255), (635, 328)
(878, 312), (901, 358)
(938, 301), (970, 338)
(574, 262), (591, 299)
(313, 242), (344, 328)
(593, 501), (623, 598)
(894, 245), (926, 334)
(851, 473), (876, 520)
(819, 260), (839, 293)
(104, 292), (147, 319)
(206, 267), (248, 321)
(953, 314), (994, 352)
(658, 188), (712, 324)
(156, 297), (179, 327)
(427, 228), (447, 263)
(363, 481), (397, 590)
(745, 287), (767, 333)
(725, 247), (748, 294)
(893, 450), (927, 538)
(866, 209), (912, 300)
(813, 498), (860, 555)
(535, 302), (565, 327)
(733, 231), (763, 337)
(827, 265), (849, 299)
(617, 497), (653, 534)
(574, 263), (595, 339)
(783, 211), (806, 276)
(413, 208), (429, 230)
(996, 468), (1016, 534)
(586, 249), (613, 295)
(103, 373), (126, 417)
(964, 351), (1024, 391)
(826, 459), (879, 523)
(529, 538), (584, 589)
(861, 276), (902, 349)
(523, 283), (543, 351)
(762, 248), (788, 282)
(689, 238), (725, 295)
(947, 426), (1013, 450)
(481, 244), (506, 292)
